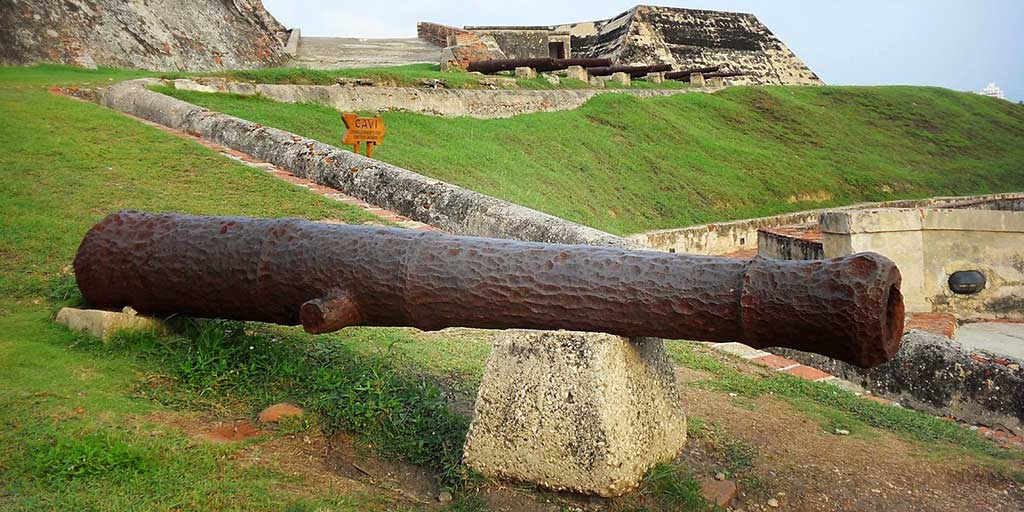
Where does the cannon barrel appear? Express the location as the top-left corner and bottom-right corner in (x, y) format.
(73, 211), (905, 367)
(586, 64), (674, 77)
(467, 58), (612, 74)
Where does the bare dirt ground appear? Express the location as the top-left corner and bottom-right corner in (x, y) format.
(145, 356), (1024, 511)
(675, 366), (1024, 512)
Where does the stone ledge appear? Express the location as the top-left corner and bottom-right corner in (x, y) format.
(55, 307), (166, 340)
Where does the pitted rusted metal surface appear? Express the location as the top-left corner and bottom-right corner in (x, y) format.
(74, 211), (905, 367)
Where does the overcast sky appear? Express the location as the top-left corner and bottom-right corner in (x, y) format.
(264, 0), (1023, 101)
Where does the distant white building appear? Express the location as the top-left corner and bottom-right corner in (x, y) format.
(979, 83), (1006, 100)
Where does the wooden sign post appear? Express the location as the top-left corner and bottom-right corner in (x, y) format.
(341, 112), (385, 158)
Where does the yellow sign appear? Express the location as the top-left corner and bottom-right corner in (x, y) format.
(341, 112), (385, 158)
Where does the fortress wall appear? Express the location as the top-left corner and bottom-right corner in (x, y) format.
(0, 0), (288, 71)
(167, 77), (710, 118)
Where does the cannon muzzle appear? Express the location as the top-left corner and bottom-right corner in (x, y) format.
(74, 211), (905, 367)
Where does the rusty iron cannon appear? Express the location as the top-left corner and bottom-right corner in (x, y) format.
(467, 58), (612, 75)
(73, 211), (905, 367)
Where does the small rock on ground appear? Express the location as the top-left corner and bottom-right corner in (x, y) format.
(700, 477), (738, 507)
(258, 402), (304, 423)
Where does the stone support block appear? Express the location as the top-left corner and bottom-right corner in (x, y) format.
(646, 72), (664, 84)
(589, 76), (606, 88)
(708, 76), (725, 88)
(610, 72), (631, 86)
(463, 330), (687, 497)
(566, 65), (589, 82)
(55, 307), (166, 340)
(690, 72), (706, 86)
(515, 66), (537, 80)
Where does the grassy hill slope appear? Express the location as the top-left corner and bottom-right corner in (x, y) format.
(159, 84), (1024, 235)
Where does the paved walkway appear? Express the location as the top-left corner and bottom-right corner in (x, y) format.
(958, 322), (1024, 360)
(291, 37), (440, 69)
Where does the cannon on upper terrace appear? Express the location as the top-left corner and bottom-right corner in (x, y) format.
(73, 211), (905, 368)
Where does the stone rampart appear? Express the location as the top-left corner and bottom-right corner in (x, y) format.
(167, 77), (705, 119)
(631, 193), (1024, 255)
(417, 22), (471, 47)
(0, 0), (288, 71)
(102, 79), (635, 248)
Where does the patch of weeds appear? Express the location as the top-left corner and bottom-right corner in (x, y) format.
(273, 414), (316, 437)
(640, 463), (713, 511)
(98, 320), (474, 489)
(30, 431), (149, 482)
(45, 273), (83, 310)
(687, 416), (709, 439)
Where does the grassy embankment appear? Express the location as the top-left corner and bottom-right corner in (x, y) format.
(156, 83), (1024, 235)
(0, 65), (480, 511)
(165, 63), (688, 90)
(2, 65), (1023, 511)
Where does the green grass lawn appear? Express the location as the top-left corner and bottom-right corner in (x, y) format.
(165, 63), (687, 91)
(0, 65), (420, 511)
(156, 84), (1024, 235)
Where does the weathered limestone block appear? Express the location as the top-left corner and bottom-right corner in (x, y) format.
(708, 76), (725, 88)
(646, 72), (664, 84)
(55, 307), (166, 340)
(690, 72), (706, 86)
(515, 67), (538, 80)
(566, 65), (589, 82)
(543, 73), (561, 85)
(589, 76), (606, 88)
(610, 72), (632, 86)
(464, 330), (686, 497)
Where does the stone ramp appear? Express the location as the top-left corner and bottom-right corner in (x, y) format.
(292, 37), (439, 69)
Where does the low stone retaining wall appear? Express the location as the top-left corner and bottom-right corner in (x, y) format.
(168, 77), (703, 118)
(757, 224), (824, 260)
(631, 193), (1024, 255)
(103, 79), (634, 248)
(772, 330), (1024, 435)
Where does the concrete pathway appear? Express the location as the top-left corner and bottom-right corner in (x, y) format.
(957, 322), (1024, 360)
(291, 37), (440, 69)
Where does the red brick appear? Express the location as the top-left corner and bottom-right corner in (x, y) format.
(752, 354), (800, 370)
(783, 365), (831, 381)
(906, 313), (957, 338)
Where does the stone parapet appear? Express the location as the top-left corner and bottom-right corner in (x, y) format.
(102, 79), (636, 248)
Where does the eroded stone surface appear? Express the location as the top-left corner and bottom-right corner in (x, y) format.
(463, 330), (686, 497)
(0, 0), (288, 71)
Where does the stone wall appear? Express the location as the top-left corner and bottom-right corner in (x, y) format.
(417, 22), (470, 47)
(773, 330), (1024, 435)
(757, 225), (824, 260)
(103, 79), (636, 249)
(560, 5), (822, 86)
(630, 193), (1024, 255)
(0, 0), (289, 71)
(466, 29), (556, 59)
(168, 77), (705, 119)
(821, 208), (1024, 319)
